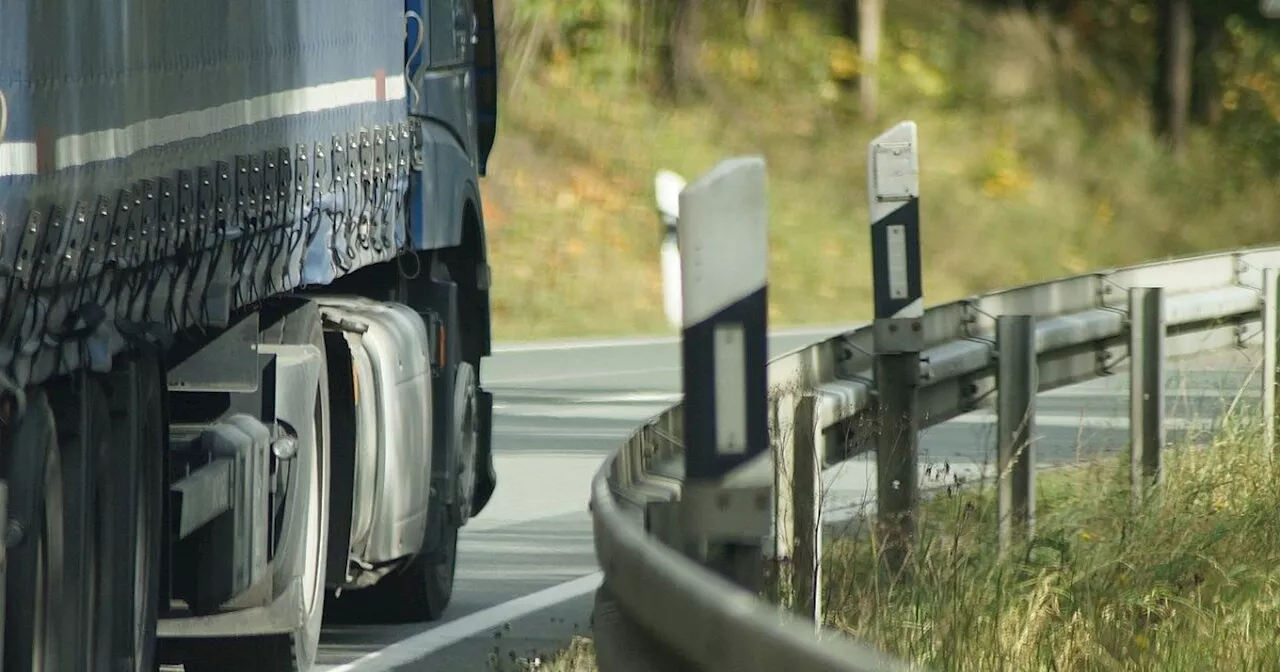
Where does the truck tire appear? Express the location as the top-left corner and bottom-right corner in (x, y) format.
(329, 361), (472, 624)
(265, 300), (332, 672)
(46, 373), (120, 670)
(3, 387), (70, 672)
(256, 300), (332, 671)
(382, 359), (476, 622)
(453, 361), (480, 522)
(102, 355), (165, 672)
(179, 299), (332, 672)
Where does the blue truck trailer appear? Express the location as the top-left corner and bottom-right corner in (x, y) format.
(0, 0), (499, 669)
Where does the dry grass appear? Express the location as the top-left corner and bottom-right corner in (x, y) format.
(824, 412), (1280, 670)
(488, 634), (597, 671)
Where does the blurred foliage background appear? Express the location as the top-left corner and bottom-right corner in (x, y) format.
(477, 0), (1280, 341)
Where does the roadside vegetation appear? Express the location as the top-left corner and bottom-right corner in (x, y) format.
(488, 633), (595, 671)
(483, 0), (1280, 341)
(500, 0), (1280, 667)
(530, 386), (1280, 671)
(823, 410), (1280, 669)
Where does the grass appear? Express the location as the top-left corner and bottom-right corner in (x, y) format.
(822, 412), (1280, 670)
(481, 0), (1280, 342)
(487, 634), (596, 671)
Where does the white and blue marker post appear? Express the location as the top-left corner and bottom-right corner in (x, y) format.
(654, 169), (688, 330)
(868, 121), (924, 573)
(675, 156), (772, 590)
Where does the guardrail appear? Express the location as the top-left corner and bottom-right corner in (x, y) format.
(587, 119), (1280, 671)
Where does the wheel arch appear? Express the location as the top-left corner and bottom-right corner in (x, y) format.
(437, 187), (492, 365)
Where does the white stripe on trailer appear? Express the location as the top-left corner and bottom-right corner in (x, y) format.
(0, 73), (407, 178)
(678, 157), (768, 326)
(0, 141), (36, 178)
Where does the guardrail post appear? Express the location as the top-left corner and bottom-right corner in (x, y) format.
(1129, 287), (1165, 507)
(677, 156), (772, 592)
(1263, 268), (1280, 454)
(867, 121), (924, 574)
(791, 393), (822, 622)
(996, 315), (1036, 552)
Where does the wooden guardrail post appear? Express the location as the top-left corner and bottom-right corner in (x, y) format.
(1129, 286), (1166, 508)
(996, 315), (1037, 552)
(867, 121), (924, 574)
(675, 156), (773, 592)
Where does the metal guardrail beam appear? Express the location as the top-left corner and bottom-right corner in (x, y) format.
(589, 121), (1280, 670)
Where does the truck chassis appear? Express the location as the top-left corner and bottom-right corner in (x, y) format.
(0, 0), (501, 669)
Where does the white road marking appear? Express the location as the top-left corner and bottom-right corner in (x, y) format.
(938, 413), (1220, 430)
(325, 572), (604, 672)
(493, 404), (668, 422)
(491, 324), (850, 353)
(1039, 386), (1258, 398)
(492, 428), (632, 440)
(493, 391), (683, 406)
(485, 366), (680, 386)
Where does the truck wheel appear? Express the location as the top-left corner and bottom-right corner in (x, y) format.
(102, 355), (165, 672)
(180, 300), (331, 672)
(454, 361), (480, 521)
(253, 300), (332, 671)
(361, 511), (458, 623)
(330, 360), (471, 624)
(45, 373), (119, 670)
(3, 387), (71, 671)
(386, 359), (476, 621)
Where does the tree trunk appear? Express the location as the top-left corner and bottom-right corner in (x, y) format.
(746, 0), (767, 45)
(858, 0), (883, 124)
(658, 0), (705, 103)
(1152, 0), (1194, 151)
(837, 0), (857, 41)
(1191, 9), (1223, 127)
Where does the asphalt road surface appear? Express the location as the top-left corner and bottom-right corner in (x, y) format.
(312, 329), (1264, 672)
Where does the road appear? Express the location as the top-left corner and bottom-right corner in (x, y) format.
(312, 329), (1264, 671)
(314, 326), (845, 671)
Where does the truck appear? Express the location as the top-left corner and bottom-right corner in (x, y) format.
(0, 0), (499, 670)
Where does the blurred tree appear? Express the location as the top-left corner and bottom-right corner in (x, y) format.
(746, 0), (767, 45)
(1191, 3), (1225, 126)
(837, 0), (858, 39)
(1152, 0), (1193, 151)
(859, 0), (884, 122)
(1186, 0), (1280, 127)
(658, 0), (706, 102)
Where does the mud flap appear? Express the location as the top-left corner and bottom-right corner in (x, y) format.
(471, 388), (496, 514)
